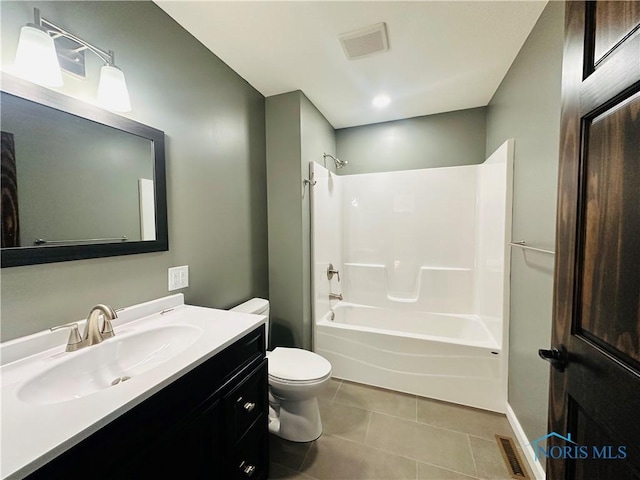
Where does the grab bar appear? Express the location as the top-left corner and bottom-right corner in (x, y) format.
(509, 241), (555, 255)
(34, 236), (128, 245)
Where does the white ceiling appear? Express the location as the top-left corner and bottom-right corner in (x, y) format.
(155, 1), (547, 129)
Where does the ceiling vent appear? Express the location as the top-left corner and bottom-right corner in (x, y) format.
(339, 23), (389, 60)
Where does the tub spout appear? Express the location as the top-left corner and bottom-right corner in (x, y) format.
(329, 293), (343, 301)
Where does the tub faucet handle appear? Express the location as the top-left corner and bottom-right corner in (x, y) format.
(327, 263), (340, 282)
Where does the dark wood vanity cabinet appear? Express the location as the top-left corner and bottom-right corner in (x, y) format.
(26, 326), (269, 480)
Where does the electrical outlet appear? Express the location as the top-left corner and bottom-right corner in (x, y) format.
(168, 265), (189, 291)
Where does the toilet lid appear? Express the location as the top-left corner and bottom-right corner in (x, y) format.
(268, 347), (332, 382)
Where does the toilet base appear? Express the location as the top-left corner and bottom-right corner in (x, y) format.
(269, 396), (323, 442)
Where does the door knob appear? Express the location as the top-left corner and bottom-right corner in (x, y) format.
(538, 345), (568, 372)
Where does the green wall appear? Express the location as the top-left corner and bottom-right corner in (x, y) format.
(266, 91), (335, 349)
(486, 0), (565, 453)
(265, 92), (304, 348)
(0, 1), (268, 341)
(335, 107), (487, 175)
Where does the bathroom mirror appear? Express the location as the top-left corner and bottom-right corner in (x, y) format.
(0, 74), (168, 267)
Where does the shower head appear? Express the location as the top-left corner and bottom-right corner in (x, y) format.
(323, 153), (348, 169)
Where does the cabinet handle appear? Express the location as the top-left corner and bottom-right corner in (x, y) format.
(239, 461), (256, 477)
(243, 401), (256, 413)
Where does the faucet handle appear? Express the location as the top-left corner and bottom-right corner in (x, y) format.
(327, 263), (340, 282)
(100, 306), (119, 339)
(50, 323), (83, 352)
(101, 317), (115, 339)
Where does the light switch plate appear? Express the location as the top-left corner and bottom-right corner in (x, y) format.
(168, 265), (189, 291)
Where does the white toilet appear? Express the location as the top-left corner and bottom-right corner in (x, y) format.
(231, 298), (332, 442)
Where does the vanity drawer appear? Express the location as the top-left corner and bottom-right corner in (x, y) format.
(230, 419), (269, 480)
(224, 359), (268, 445)
(216, 324), (265, 386)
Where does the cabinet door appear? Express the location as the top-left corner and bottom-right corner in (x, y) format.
(223, 360), (269, 479)
(224, 360), (268, 445)
(230, 420), (269, 480)
(112, 400), (224, 479)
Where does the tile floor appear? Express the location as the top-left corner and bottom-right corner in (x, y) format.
(268, 379), (533, 480)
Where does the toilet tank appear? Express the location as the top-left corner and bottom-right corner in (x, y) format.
(230, 298), (270, 346)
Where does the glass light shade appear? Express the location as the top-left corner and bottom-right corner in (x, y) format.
(15, 25), (63, 87)
(97, 65), (131, 112)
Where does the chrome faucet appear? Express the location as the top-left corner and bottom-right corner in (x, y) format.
(329, 293), (343, 301)
(51, 304), (118, 352)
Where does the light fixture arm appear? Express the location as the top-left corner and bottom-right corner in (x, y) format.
(33, 8), (115, 66)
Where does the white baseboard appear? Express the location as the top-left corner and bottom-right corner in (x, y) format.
(505, 403), (546, 480)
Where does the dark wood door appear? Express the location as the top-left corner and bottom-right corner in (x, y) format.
(548, 1), (640, 479)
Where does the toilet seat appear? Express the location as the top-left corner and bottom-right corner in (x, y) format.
(269, 371), (332, 386)
(267, 347), (332, 384)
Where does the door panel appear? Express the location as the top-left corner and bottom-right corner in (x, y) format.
(594, 1), (640, 65)
(579, 91), (640, 368)
(549, 1), (640, 478)
(567, 337), (640, 470)
(572, 398), (639, 480)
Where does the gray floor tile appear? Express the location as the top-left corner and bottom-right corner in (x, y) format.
(366, 413), (477, 477)
(317, 378), (342, 401)
(417, 398), (514, 441)
(300, 434), (417, 480)
(319, 398), (372, 443)
(269, 462), (318, 479)
(468, 436), (519, 480)
(269, 434), (313, 471)
(269, 462), (315, 480)
(268, 381), (533, 480)
(417, 462), (479, 479)
(334, 380), (417, 420)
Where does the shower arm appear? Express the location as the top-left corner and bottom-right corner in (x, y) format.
(322, 153), (333, 169)
(323, 153), (347, 170)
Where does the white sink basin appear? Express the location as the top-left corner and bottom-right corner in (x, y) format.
(2, 295), (267, 480)
(18, 325), (203, 405)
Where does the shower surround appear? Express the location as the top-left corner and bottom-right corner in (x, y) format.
(311, 140), (513, 412)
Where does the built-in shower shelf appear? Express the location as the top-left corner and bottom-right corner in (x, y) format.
(343, 263), (475, 311)
(386, 295), (417, 303)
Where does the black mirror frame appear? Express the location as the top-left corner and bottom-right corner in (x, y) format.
(1, 74), (168, 268)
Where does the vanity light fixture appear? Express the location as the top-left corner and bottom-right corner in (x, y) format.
(14, 13), (63, 87)
(15, 8), (131, 112)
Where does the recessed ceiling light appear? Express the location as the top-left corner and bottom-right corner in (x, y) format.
(372, 95), (391, 108)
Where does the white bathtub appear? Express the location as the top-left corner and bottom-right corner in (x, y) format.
(315, 303), (506, 412)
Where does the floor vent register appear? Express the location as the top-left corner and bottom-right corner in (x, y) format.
(495, 435), (530, 479)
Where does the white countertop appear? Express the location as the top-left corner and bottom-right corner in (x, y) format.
(0, 294), (266, 479)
